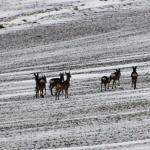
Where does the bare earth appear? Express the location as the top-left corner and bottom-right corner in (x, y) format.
(0, 0), (150, 149)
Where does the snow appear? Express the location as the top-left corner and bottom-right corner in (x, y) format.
(1, 0), (150, 149)
(43, 139), (150, 149)
(0, 0), (147, 33)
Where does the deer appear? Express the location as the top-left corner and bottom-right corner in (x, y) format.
(39, 75), (47, 95)
(34, 73), (47, 98)
(100, 76), (110, 92)
(49, 72), (64, 96)
(131, 66), (138, 89)
(109, 69), (121, 89)
(55, 71), (71, 100)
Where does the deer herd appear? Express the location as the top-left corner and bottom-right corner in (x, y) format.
(34, 66), (138, 99)
(34, 71), (71, 100)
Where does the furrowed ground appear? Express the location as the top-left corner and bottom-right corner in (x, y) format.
(0, 0), (150, 149)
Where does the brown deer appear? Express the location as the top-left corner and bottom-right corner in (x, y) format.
(55, 71), (71, 100)
(109, 69), (121, 89)
(131, 66), (138, 89)
(39, 75), (47, 95)
(100, 76), (110, 92)
(34, 73), (47, 98)
(49, 72), (64, 96)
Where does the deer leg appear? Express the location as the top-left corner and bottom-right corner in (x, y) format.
(38, 89), (39, 97)
(65, 89), (66, 98)
(134, 81), (136, 89)
(118, 79), (120, 86)
(66, 90), (68, 98)
(39, 90), (41, 97)
(40, 89), (41, 97)
(42, 89), (44, 98)
(112, 80), (115, 89)
(58, 90), (61, 100)
(35, 87), (37, 98)
(107, 82), (109, 89)
(37, 90), (39, 98)
(65, 89), (68, 98)
(66, 89), (68, 98)
(50, 84), (54, 96)
(113, 79), (116, 88)
(36, 87), (39, 98)
(36, 91), (38, 98)
(44, 86), (46, 95)
(40, 89), (44, 98)
(55, 90), (58, 100)
(113, 80), (116, 88)
(104, 83), (106, 91)
(131, 80), (133, 88)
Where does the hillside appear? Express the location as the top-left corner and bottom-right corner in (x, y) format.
(0, 0), (150, 149)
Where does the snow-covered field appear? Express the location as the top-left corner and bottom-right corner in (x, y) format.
(0, 0), (150, 149)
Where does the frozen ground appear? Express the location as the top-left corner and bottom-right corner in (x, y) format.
(0, 0), (148, 32)
(0, 0), (150, 149)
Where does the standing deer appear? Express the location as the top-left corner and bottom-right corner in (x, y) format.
(100, 76), (110, 92)
(49, 72), (64, 96)
(34, 73), (47, 98)
(55, 71), (71, 100)
(109, 69), (121, 89)
(131, 66), (138, 89)
(39, 75), (47, 95)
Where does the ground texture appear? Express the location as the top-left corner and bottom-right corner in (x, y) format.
(0, 0), (150, 149)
